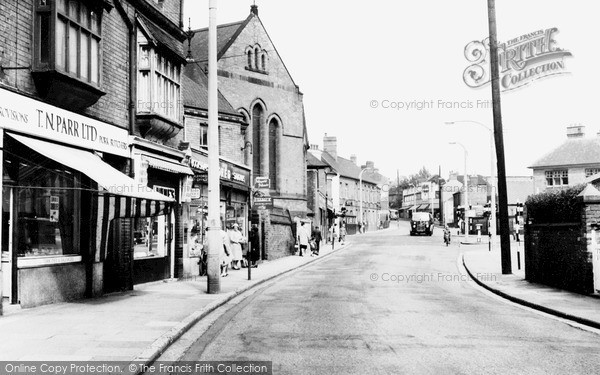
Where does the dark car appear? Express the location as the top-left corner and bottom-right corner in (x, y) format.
(410, 212), (434, 236)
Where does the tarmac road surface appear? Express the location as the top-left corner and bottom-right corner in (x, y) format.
(177, 222), (600, 374)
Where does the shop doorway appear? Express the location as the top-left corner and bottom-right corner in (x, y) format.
(1, 186), (15, 303)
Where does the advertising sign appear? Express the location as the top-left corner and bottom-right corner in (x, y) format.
(0, 88), (130, 156)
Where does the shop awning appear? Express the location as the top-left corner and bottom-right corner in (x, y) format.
(142, 154), (193, 175)
(9, 133), (176, 263)
(401, 205), (414, 211)
(9, 133), (173, 202)
(420, 204), (430, 210)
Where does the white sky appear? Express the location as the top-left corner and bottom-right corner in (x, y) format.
(184, 0), (600, 181)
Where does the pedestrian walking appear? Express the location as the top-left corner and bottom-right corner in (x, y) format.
(311, 226), (322, 256)
(248, 224), (260, 267)
(297, 222), (310, 256)
(220, 228), (231, 277)
(339, 223), (347, 245)
(358, 221), (363, 234)
(228, 223), (244, 270)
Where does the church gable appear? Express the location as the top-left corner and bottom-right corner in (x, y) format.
(218, 15), (298, 90)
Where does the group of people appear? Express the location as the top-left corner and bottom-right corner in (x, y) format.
(297, 221), (349, 257)
(191, 223), (260, 278)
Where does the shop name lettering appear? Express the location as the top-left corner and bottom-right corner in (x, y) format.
(35, 109), (127, 150)
(463, 27), (572, 91)
(190, 159), (246, 183)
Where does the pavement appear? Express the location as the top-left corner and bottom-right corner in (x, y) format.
(0, 239), (352, 368)
(462, 238), (600, 330)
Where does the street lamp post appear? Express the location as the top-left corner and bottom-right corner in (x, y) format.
(449, 142), (469, 241)
(206, 0), (221, 293)
(359, 167), (373, 234)
(446, 121), (496, 251)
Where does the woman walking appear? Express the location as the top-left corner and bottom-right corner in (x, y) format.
(228, 223), (243, 270)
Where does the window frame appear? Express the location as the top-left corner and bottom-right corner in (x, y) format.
(585, 168), (600, 178)
(545, 170), (569, 186)
(33, 0), (103, 87)
(137, 42), (182, 123)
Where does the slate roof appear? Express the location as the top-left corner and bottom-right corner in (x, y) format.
(306, 152), (328, 168)
(529, 138), (600, 168)
(137, 14), (187, 62)
(182, 64), (240, 117)
(189, 19), (251, 64)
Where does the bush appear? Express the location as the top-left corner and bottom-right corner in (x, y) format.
(525, 184), (586, 223)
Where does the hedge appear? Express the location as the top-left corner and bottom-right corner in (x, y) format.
(525, 184), (586, 224)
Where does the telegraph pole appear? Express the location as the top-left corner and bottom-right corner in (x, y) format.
(207, 0), (221, 293)
(487, 0), (511, 274)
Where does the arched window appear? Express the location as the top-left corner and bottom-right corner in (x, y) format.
(247, 49), (253, 69)
(254, 47), (260, 71)
(251, 104), (264, 175)
(268, 117), (278, 189)
(261, 53), (266, 71)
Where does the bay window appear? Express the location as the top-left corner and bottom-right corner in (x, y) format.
(35, 0), (103, 85)
(33, 0), (108, 109)
(138, 43), (181, 123)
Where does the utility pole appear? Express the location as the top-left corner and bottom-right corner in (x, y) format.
(438, 165), (443, 226)
(207, 0), (221, 293)
(487, 0), (511, 274)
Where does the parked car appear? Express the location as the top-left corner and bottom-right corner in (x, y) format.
(410, 212), (434, 236)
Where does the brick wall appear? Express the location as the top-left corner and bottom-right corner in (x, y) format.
(0, 0), (133, 129)
(0, 0), (35, 92)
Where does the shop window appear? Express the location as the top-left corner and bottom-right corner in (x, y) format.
(34, 0), (102, 86)
(133, 216), (168, 259)
(4, 147), (82, 258)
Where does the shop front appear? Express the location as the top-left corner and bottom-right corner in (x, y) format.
(182, 149), (251, 277)
(131, 138), (193, 284)
(0, 88), (173, 307)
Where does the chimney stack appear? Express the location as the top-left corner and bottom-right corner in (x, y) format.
(366, 161), (375, 169)
(350, 154), (357, 165)
(323, 133), (337, 160)
(567, 124), (585, 139)
(310, 144), (319, 150)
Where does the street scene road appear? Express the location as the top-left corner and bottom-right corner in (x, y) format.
(177, 223), (600, 374)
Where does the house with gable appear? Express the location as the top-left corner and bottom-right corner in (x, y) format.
(187, 4), (308, 260)
(529, 125), (600, 193)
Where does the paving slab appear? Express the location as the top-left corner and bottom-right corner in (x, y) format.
(0, 241), (350, 366)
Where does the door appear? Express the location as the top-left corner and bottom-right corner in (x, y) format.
(2, 187), (14, 302)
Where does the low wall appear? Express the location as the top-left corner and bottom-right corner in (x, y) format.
(18, 263), (87, 308)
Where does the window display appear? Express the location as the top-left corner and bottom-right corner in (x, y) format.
(4, 146), (81, 258)
(133, 216), (168, 259)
